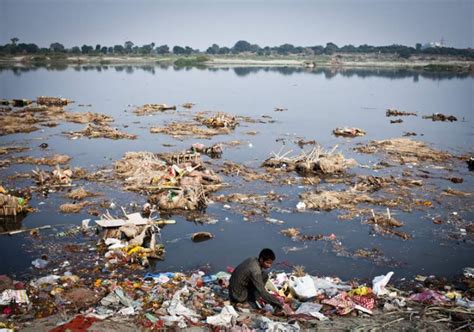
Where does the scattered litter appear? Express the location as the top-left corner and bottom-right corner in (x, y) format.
(333, 127), (366, 137)
(191, 232), (214, 242)
(422, 113), (457, 122)
(386, 109), (417, 117)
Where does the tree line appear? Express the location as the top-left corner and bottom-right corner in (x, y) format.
(1, 38), (473, 58)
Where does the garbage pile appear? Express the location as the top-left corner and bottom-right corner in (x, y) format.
(2, 266), (473, 330)
(195, 112), (239, 130)
(355, 138), (452, 164)
(263, 145), (357, 176)
(95, 210), (166, 267)
(134, 104), (177, 116)
(386, 109), (417, 117)
(0, 96), (118, 137)
(0, 187), (30, 217)
(150, 121), (225, 139)
(332, 127), (366, 137)
(36, 96), (72, 106)
(422, 113), (458, 122)
(64, 124), (137, 140)
(114, 151), (222, 211)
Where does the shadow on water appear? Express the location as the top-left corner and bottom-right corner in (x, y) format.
(1, 63), (471, 81)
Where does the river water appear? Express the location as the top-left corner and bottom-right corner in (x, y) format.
(0, 64), (472, 282)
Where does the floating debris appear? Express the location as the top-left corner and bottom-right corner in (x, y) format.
(355, 138), (452, 164)
(195, 112), (238, 129)
(36, 96), (72, 106)
(386, 109), (417, 117)
(422, 113), (457, 122)
(59, 201), (92, 214)
(134, 104), (177, 116)
(333, 127), (366, 137)
(299, 190), (373, 211)
(64, 124), (137, 140)
(66, 187), (99, 200)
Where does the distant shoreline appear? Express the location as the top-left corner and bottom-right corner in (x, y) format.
(0, 54), (473, 72)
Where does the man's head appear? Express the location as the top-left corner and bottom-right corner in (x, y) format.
(258, 248), (276, 269)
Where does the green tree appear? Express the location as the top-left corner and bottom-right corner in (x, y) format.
(71, 46), (81, 54)
(10, 37), (19, 45)
(416, 43), (422, 51)
(206, 43), (220, 54)
(218, 46), (230, 54)
(114, 45), (125, 54)
(324, 42), (339, 55)
(95, 44), (101, 53)
(173, 46), (186, 54)
(232, 40), (252, 53)
(81, 44), (94, 54)
(124, 41), (134, 53)
(50, 42), (65, 52)
(277, 43), (295, 55)
(155, 44), (170, 54)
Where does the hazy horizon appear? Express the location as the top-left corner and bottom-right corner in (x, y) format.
(0, 0), (473, 50)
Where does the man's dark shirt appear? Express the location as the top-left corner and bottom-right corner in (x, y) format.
(229, 257), (282, 309)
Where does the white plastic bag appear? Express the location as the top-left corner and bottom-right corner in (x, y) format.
(289, 275), (317, 300)
(372, 271), (394, 296)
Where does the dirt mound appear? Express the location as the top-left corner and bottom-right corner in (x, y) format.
(355, 138), (452, 164)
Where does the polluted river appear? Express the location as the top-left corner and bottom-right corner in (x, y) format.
(0, 64), (472, 329)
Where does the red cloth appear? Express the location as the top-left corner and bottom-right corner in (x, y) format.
(350, 295), (375, 310)
(49, 315), (98, 332)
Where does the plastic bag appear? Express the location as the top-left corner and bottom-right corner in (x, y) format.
(372, 271), (394, 296)
(289, 275), (317, 300)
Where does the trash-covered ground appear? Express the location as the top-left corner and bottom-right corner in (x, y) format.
(0, 65), (473, 330)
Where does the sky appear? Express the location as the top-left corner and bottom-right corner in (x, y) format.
(0, 0), (473, 50)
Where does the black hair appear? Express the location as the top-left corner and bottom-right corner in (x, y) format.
(259, 248), (276, 261)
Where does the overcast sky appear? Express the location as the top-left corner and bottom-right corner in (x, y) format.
(0, 0), (472, 49)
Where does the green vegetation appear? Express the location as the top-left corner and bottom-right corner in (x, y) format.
(1, 38), (472, 59)
(174, 56), (210, 67)
(423, 64), (468, 72)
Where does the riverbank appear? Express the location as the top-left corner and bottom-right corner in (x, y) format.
(0, 53), (473, 72)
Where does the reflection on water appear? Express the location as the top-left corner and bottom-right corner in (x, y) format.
(0, 214), (27, 233)
(1, 63), (471, 81)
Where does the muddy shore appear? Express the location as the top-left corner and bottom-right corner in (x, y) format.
(1, 53), (473, 71)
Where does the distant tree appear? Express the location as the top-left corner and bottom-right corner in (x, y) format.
(81, 44), (94, 54)
(10, 37), (19, 45)
(124, 41), (134, 53)
(324, 42), (339, 55)
(114, 45), (125, 54)
(398, 48), (413, 59)
(107, 46), (114, 53)
(71, 46), (81, 54)
(232, 40), (252, 53)
(206, 43), (220, 54)
(173, 46), (186, 54)
(262, 46), (272, 56)
(95, 44), (101, 53)
(50, 42), (65, 52)
(155, 44), (170, 54)
(415, 43), (422, 51)
(184, 46), (194, 55)
(19, 43), (39, 53)
(100, 46), (108, 54)
(218, 46), (230, 54)
(277, 43), (295, 55)
(340, 44), (357, 53)
(140, 43), (155, 54)
(310, 45), (324, 55)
